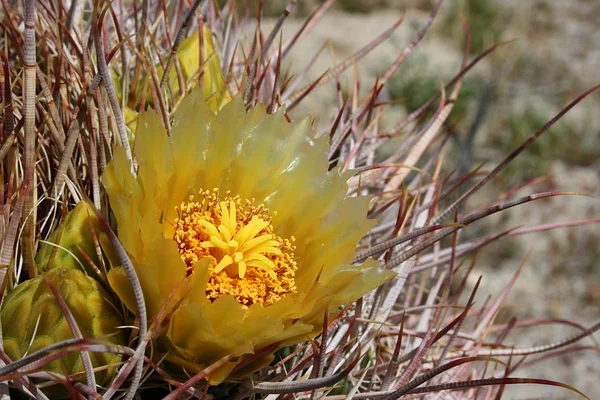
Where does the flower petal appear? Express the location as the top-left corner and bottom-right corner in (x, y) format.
(102, 146), (146, 261)
(102, 91), (392, 384)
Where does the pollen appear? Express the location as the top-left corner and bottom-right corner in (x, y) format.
(173, 189), (297, 307)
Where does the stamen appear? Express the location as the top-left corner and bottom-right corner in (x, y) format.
(173, 189), (297, 307)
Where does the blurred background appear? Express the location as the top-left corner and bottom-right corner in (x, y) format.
(254, 0), (599, 397)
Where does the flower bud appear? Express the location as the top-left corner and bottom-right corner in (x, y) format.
(1, 268), (125, 386)
(36, 201), (117, 277)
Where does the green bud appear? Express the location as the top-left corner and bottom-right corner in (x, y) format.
(36, 201), (118, 277)
(1, 268), (125, 386)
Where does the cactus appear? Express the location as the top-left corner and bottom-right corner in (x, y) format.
(0, 0), (597, 398)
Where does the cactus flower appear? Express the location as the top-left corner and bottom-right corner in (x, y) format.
(102, 89), (394, 384)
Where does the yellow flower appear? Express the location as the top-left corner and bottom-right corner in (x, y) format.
(102, 90), (394, 384)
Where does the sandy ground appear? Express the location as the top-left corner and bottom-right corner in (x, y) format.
(264, 2), (599, 398)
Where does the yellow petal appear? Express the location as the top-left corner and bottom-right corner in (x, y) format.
(123, 106), (139, 133)
(108, 234), (187, 324)
(202, 25), (232, 112)
(102, 146), (145, 261)
(165, 293), (314, 384)
(107, 266), (137, 312)
(295, 196), (376, 289)
(135, 109), (173, 221)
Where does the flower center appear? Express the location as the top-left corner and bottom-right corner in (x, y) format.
(173, 189), (297, 307)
